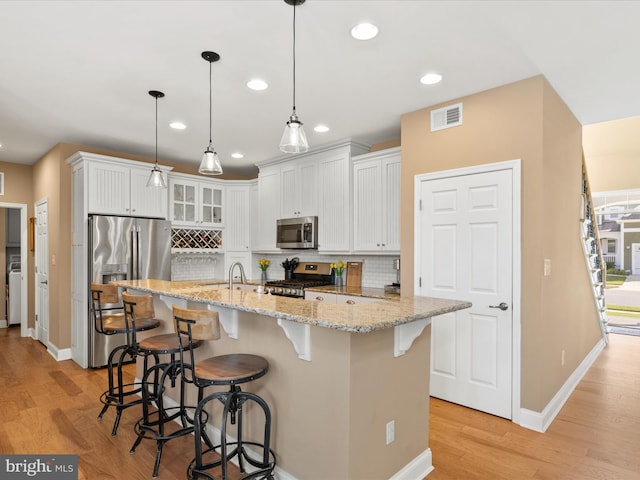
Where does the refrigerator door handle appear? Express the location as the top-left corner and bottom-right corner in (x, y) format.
(131, 228), (139, 280)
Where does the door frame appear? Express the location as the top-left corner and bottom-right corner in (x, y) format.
(0, 202), (28, 338)
(414, 159), (522, 424)
(632, 243), (640, 275)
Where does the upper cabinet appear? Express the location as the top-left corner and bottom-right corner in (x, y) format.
(71, 152), (170, 219)
(316, 142), (369, 253)
(255, 165), (281, 252)
(280, 157), (318, 218)
(225, 181), (255, 251)
(352, 147), (401, 254)
(169, 174), (224, 228)
(255, 140), (369, 253)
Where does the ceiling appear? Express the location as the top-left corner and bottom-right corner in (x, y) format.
(1, 1), (639, 176)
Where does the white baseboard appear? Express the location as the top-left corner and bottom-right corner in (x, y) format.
(519, 338), (606, 432)
(0, 320), (7, 328)
(392, 448), (434, 479)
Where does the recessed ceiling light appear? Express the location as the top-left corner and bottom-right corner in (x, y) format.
(247, 79), (268, 91)
(420, 73), (443, 85)
(231, 152), (244, 159)
(351, 23), (379, 40)
(169, 121), (187, 130)
(314, 125), (329, 133)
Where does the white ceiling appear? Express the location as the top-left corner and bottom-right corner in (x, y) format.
(1, 0), (639, 176)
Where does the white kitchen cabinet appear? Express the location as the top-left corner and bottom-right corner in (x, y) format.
(169, 174), (224, 228)
(335, 293), (381, 305)
(256, 140), (368, 253)
(87, 159), (169, 218)
(352, 147), (400, 253)
(317, 147), (353, 253)
(280, 157), (317, 218)
(250, 182), (260, 251)
(255, 166), (281, 251)
(304, 290), (381, 305)
(225, 181), (254, 251)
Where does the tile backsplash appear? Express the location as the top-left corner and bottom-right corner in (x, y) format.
(251, 252), (400, 289)
(171, 251), (400, 289)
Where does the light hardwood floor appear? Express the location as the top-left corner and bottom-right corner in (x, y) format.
(1, 326), (638, 479)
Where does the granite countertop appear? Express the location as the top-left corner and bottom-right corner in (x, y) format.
(112, 279), (471, 333)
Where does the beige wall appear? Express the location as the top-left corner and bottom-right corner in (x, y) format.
(400, 75), (602, 412)
(583, 116), (640, 192)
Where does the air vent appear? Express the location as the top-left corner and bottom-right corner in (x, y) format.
(430, 103), (463, 132)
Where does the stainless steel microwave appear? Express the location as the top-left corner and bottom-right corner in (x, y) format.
(276, 216), (318, 249)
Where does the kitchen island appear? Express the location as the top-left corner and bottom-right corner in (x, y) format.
(113, 279), (470, 480)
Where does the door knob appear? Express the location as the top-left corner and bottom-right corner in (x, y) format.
(489, 302), (509, 311)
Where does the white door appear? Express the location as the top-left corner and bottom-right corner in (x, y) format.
(417, 167), (514, 419)
(632, 243), (640, 275)
(35, 200), (49, 346)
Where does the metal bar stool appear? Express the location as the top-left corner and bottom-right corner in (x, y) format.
(129, 307), (216, 477)
(92, 285), (160, 436)
(173, 305), (276, 480)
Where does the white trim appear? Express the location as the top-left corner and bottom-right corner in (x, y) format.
(391, 448), (434, 479)
(519, 338), (605, 432)
(414, 159), (522, 424)
(46, 343), (72, 362)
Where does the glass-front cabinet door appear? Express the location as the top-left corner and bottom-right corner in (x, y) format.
(171, 180), (198, 225)
(200, 183), (223, 227)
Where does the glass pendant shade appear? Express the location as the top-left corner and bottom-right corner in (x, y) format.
(280, 113), (309, 153)
(147, 90), (167, 189)
(199, 144), (223, 175)
(146, 166), (167, 188)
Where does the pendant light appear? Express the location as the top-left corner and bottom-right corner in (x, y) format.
(199, 51), (223, 175)
(280, 0), (309, 154)
(146, 90), (167, 188)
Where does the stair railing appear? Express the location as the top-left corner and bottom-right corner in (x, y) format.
(580, 159), (609, 343)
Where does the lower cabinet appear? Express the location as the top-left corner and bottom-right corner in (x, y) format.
(304, 291), (382, 304)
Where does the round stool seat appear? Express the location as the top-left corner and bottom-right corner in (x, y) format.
(194, 354), (268, 386)
(104, 316), (160, 334)
(138, 333), (201, 355)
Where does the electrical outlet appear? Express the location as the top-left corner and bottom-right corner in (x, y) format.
(386, 420), (395, 445)
(544, 259), (551, 276)
(561, 349), (565, 366)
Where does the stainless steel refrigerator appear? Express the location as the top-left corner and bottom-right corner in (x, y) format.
(88, 215), (172, 368)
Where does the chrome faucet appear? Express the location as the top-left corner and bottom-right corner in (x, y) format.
(228, 262), (247, 290)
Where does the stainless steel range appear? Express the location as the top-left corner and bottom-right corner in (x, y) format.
(264, 262), (334, 298)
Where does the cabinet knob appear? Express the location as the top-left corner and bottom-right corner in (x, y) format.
(316, 296), (324, 301)
(346, 299), (356, 305)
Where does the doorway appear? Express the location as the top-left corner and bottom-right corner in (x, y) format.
(0, 203), (28, 338)
(415, 160), (521, 421)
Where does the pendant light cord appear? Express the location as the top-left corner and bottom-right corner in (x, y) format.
(292, 1), (297, 114)
(209, 59), (213, 145)
(154, 95), (158, 166)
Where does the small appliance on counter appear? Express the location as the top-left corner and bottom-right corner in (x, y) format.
(384, 258), (401, 294)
